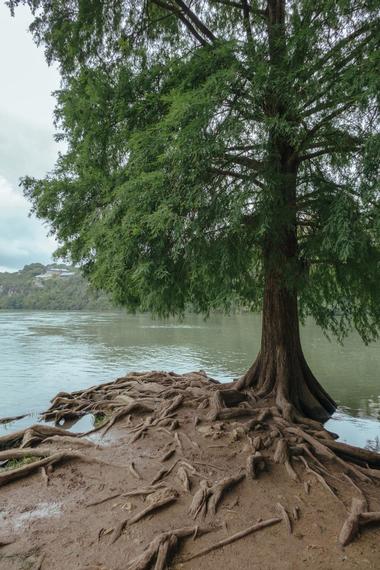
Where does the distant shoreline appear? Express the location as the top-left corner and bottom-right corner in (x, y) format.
(0, 262), (113, 310)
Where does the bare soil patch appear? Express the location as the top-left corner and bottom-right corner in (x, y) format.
(0, 371), (379, 569)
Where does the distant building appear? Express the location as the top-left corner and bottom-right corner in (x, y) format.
(33, 267), (76, 286)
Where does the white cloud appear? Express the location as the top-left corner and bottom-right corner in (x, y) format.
(0, 176), (57, 270)
(0, 5), (59, 129)
(0, 3), (61, 270)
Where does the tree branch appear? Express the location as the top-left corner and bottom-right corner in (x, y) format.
(173, 0), (217, 43)
(307, 19), (377, 76)
(210, 0), (267, 18)
(301, 95), (357, 120)
(152, 0), (209, 45)
(301, 39), (373, 113)
(298, 145), (359, 162)
(209, 167), (264, 189)
(211, 0), (244, 8)
(298, 102), (354, 149)
(209, 167), (251, 180)
(223, 153), (262, 170)
(242, 0), (253, 44)
(226, 145), (257, 152)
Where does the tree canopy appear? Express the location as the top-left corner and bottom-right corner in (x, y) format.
(9, 0), (380, 342)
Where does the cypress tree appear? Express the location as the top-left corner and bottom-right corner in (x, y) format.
(10, 0), (380, 421)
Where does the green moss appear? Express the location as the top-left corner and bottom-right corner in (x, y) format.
(3, 456), (38, 471)
(93, 413), (107, 427)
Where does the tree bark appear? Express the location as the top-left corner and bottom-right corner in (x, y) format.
(234, 0), (336, 423)
(235, 153), (336, 422)
(236, 267), (336, 421)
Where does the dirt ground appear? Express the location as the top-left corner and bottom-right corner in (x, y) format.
(0, 374), (379, 570)
(0, 372), (380, 570)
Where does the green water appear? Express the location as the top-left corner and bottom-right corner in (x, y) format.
(0, 311), (379, 449)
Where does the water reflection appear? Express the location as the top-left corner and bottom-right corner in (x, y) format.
(326, 411), (380, 450)
(0, 311), (379, 447)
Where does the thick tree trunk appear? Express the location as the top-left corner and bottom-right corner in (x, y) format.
(235, 145), (336, 422)
(236, 270), (336, 422)
(235, 146), (337, 421)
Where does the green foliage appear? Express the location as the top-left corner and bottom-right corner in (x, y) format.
(0, 264), (113, 310)
(3, 456), (37, 471)
(8, 1), (380, 341)
(93, 413), (107, 427)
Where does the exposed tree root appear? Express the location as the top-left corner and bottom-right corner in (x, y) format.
(0, 538), (15, 547)
(160, 447), (175, 462)
(111, 490), (178, 543)
(246, 452), (267, 479)
(151, 460), (180, 485)
(2, 368), (380, 555)
(0, 451), (66, 486)
(210, 408), (257, 421)
(292, 505), (300, 521)
(177, 465), (191, 492)
(322, 439), (380, 468)
(126, 525), (214, 570)
(0, 447), (119, 487)
(40, 466), (49, 486)
(129, 462), (142, 480)
(86, 484), (169, 508)
(0, 414), (28, 425)
(189, 472), (245, 519)
(301, 457), (343, 504)
(0, 424), (82, 452)
(87, 493), (123, 507)
(35, 553), (45, 570)
(339, 498), (380, 546)
(182, 517), (282, 562)
(42, 435), (96, 448)
(122, 485), (167, 497)
(276, 503), (292, 534)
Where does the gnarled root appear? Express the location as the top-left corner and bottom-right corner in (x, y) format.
(126, 525), (214, 570)
(273, 438), (299, 482)
(177, 465), (191, 492)
(0, 414), (28, 425)
(339, 498), (380, 546)
(111, 489), (178, 543)
(0, 424), (80, 451)
(246, 452), (267, 479)
(182, 517), (282, 563)
(189, 472), (245, 519)
(276, 503), (292, 534)
(322, 440), (380, 468)
(0, 447), (117, 487)
(2, 368), (380, 557)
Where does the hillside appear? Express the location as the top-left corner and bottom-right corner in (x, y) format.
(0, 263), (113, 310)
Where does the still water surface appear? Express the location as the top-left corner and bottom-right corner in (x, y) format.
(0, 311), (379, 449)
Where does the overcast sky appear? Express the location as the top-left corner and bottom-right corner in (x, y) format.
(0, 3), (60, 272)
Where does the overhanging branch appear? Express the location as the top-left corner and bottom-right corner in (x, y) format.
(209, 167), (265, 189)
(307, 19), (377, 76)
(223, 153), (262, 170)
(210, 0), (267, 18)
(208, 167), (251, 180)
(298, 102), (354, 150)
(298, 144), (360, 162)
(151, 0), (211, 45)
(173, 0), (217, 43)
(242, 0), (253, 44)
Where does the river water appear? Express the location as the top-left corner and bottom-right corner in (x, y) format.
(0, 311), (379, 449)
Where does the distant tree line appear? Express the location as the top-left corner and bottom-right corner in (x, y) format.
(0, 263), (113, 310)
